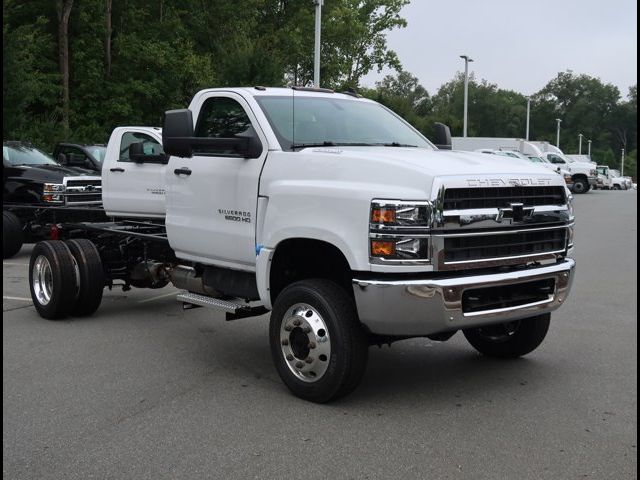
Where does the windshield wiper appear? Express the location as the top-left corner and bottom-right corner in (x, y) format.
(373, 142), (419, 148)
(290, 141), (419, 150)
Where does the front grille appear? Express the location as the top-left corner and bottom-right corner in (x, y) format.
(66, 179), (102, 188)
(443, 186), (566, 210)
(66, 193), (101, 203)
(444, 228), (567, 263)
(462, 278), (555, 313)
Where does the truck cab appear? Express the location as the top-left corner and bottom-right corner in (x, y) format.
(102, 127), (167, 218)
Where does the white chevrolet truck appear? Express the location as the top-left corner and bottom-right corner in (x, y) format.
(27, 87), (576, 402)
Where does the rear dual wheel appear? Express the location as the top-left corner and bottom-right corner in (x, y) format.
(29, 239), (104, 320)
(3, 211), (23, 259)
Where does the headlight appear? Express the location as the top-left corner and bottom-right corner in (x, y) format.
(370, 200), (431, 228)
(370, 200), (431, 264)
(563, 173), (573, 184)
(42, 183), (65, 203)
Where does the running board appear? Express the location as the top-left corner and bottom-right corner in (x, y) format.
(176, 292), (249, 313)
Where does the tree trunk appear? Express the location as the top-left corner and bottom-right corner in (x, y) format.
(105, 0), (112, 77)
(56, 0), (74, 137)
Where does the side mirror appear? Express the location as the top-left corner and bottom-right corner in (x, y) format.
(434, 122), (452, 150)
(236, 126), (263, 159)
(163, 109), (194, 158)
(68, 153), (87, 167)
(129, 142), (145, 162)
(57, 153), (67, 164)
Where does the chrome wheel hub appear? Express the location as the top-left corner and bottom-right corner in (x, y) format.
(280, 303), (331, 383)
(32, 255), (53, 306)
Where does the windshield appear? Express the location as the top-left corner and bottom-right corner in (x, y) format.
(86, 146), (106, 164)
(597, 167), (608, 175)
(255, 96), (434, 151)
(3, 144), (58, 166)
(527, 156), (546, 163)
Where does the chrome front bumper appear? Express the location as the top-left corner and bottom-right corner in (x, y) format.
(353, 259), (575, 336)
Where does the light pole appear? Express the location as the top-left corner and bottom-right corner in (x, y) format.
(578, 133), (583, 155)
(460, 55), (473, 137)
(587, 139), (592, 157)
(555, 118), (562, 147)
(525, 97), (531, 140)
(621, 148), (625, 177)
(313, 0), (323, 87)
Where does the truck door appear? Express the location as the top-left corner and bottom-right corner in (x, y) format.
(102, 128), (167, 218)
(164, 93), (268, 269)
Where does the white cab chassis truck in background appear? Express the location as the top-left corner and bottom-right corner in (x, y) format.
(27, 87), (576, 402)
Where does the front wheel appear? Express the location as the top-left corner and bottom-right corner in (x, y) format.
(269, 279), (369, 403)
(572, 177), (589, 193)
(613, 184), (621, 190)
(463, 314), (550, 358)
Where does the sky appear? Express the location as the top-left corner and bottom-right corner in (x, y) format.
(360, 0), (638, 98)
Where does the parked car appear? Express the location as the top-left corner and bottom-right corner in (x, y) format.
(608, 170), (628, 190)
(474, 148), (573, 187)
(53, 142), (106, 172)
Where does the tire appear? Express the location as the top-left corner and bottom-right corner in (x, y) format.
(613, 184), (621, 190)
(66, 239), (104, 316)
(3, 211), (23, 259)
(572, 177), (589, 194)
(29, 241), (79, 320)
(462, 313), (550, 358)
(269, 279), (369, 403)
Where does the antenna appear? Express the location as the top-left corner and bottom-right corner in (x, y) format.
(292, 87), (296, 149)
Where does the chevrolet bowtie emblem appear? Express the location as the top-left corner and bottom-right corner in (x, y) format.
(496, 202), (528, 223)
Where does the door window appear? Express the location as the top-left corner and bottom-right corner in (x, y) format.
(547, 154), (566, 164)
(119, 132), (164, 162)
(58, 146), (89, 166)
(194, 97), (253, 155)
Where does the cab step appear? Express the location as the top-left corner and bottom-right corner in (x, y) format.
(176, 292), (268, 320)
(176, 292), (249, 313)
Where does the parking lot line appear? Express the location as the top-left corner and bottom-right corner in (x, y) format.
(136, 292), (178, 304)
(3, 296), (32, 302)
(2, 263), (29, 267)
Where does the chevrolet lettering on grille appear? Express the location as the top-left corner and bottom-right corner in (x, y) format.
(466, 178), (552, 187)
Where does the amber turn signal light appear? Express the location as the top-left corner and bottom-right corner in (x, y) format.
(371, 208), (396, 223)
(371, 240), (396, 257)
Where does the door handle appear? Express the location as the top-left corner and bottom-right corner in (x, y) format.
(110, 167), (125, 173)
(174, 167), (192, 176)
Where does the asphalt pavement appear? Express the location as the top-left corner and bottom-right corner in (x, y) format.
(3, 189), (637, 480)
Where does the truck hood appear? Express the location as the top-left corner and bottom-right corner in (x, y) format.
(8, 163), (98, 182)
(304, 146), (558, 177)
(275, 146), (566, 202)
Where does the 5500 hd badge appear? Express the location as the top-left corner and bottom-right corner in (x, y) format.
(219, 209), (251, 223)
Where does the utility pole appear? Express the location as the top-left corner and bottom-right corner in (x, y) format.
(587, 139), (592, 157)
(313, 0), (323, 87)
(578, 133), (583, 155)
(621, 148), (625, 177)
(460, 55), (473, 137)
(525, 97), (531, 140)
(555, 118), (562, 147)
